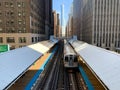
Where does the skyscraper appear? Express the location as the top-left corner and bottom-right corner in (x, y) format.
(66, 3), (73, 38)
(45, 0), (53, 39)
(61, 4), (65, 37)
(53, 11), (60, 37)
(0, 0), (52, 49)
(73, 0), (120, 51)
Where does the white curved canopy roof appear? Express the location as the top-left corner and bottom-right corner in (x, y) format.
(70, 40), (120, 90)
(64, 44), (76, 56)
(0, 39), (58, 90)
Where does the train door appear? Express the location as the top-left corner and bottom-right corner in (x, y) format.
(69, 55), (73, 66)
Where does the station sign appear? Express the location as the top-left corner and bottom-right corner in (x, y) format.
(0, 45), (10, 53)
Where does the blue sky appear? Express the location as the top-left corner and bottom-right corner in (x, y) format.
(53, 0), (73, 25)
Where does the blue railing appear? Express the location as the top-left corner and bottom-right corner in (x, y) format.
(25, 46), (58, 90)
(78, 65), (94, 90)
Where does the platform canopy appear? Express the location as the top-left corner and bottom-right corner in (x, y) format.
(70, 40), (120, 90)
(0, 39), (58, 90)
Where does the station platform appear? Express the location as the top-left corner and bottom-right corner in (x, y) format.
(69, 37), (120, 90)
(78, 59), (105, 90)
(8, 44), (58, 90)
(0, 37), (58, 90)
(8, 52), (50, 90)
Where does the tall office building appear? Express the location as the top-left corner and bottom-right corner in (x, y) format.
(0, 0), (52, 49)
(61, 4), (65, 37)
(53, 11), (60, 37)
(66, 3), (73, 38)
(73, 0), (120, 50)
(45, 0), (53, 39)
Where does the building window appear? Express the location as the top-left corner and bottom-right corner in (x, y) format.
(94, 33), (96, 43)
(7, 37), (15, 43)
(6, 28), (15, 33)
(118, 41), (120, 47)
(18, 11), (22, 16)
(10, 2), (13, 7)
(6, 20), (9, 25)
(6, 28), (8, 33)
(10, 11), (14, 16)
(22, 2), (25, 7)
(23, 11), (25, 16)
(0, 3), (1, 6)
(0, 28), (3, 32)
(32, 37), (34, 43)
(18, 11), (25, 16)
(18, 19), (22, 25)
(35, 37), (37, 42)
(6, 20), (14, 26)
(0, 37), (3, 43)
(23, 21), (26, 25)
(0, 11), (2, 16)
(38, 37), (40, 41)
(17, 2), (21, 7)
(103, 33), (105, 44)
(6, 28), (14, 33)
(112, 33), (114, 43)
(5, 11), (9, 16)
(18, 27), (26, 33)
(11, 20), (14, 25)
(18, 28), (22, 33)
(23, 28), (26, 32)
(0, 20), (2, 24)
(31, 21), (34, 26)
(19, 37), (26, 43)
(5, 2), (9, 7)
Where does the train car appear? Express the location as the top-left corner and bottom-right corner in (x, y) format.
(64, 42), (78, 69)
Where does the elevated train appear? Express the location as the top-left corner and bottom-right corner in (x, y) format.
(63, 40), (78, 69)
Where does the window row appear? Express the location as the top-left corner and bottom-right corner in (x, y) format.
(0, 2), (25, 8)
(31, 37), (41, 43)
(0, 37), (26, 43)
(0, 37), (41, 43)
(94, 33), (120, 47)
(0, 28), (26, 33)
(0, 19), (26, 26)
(0, 11), (26, 17)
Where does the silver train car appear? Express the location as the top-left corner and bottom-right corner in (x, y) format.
(64, 42), (78, 68)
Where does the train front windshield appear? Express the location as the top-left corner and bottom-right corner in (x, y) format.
(65, 56), (68, 62)
(65, 55), (77, 62)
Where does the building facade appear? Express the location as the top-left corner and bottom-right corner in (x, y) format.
(73, 0), (84, 40)
(66, 3), (73, 38)
(0, 0), (52, 49)
(45, 0), (53, 39)
(52, 11), (60, 37)
(61, 4), (65, 37)
(53, 11), (57, 37)
(66, 15), (73, 38)
(73, 0), (120, 50)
